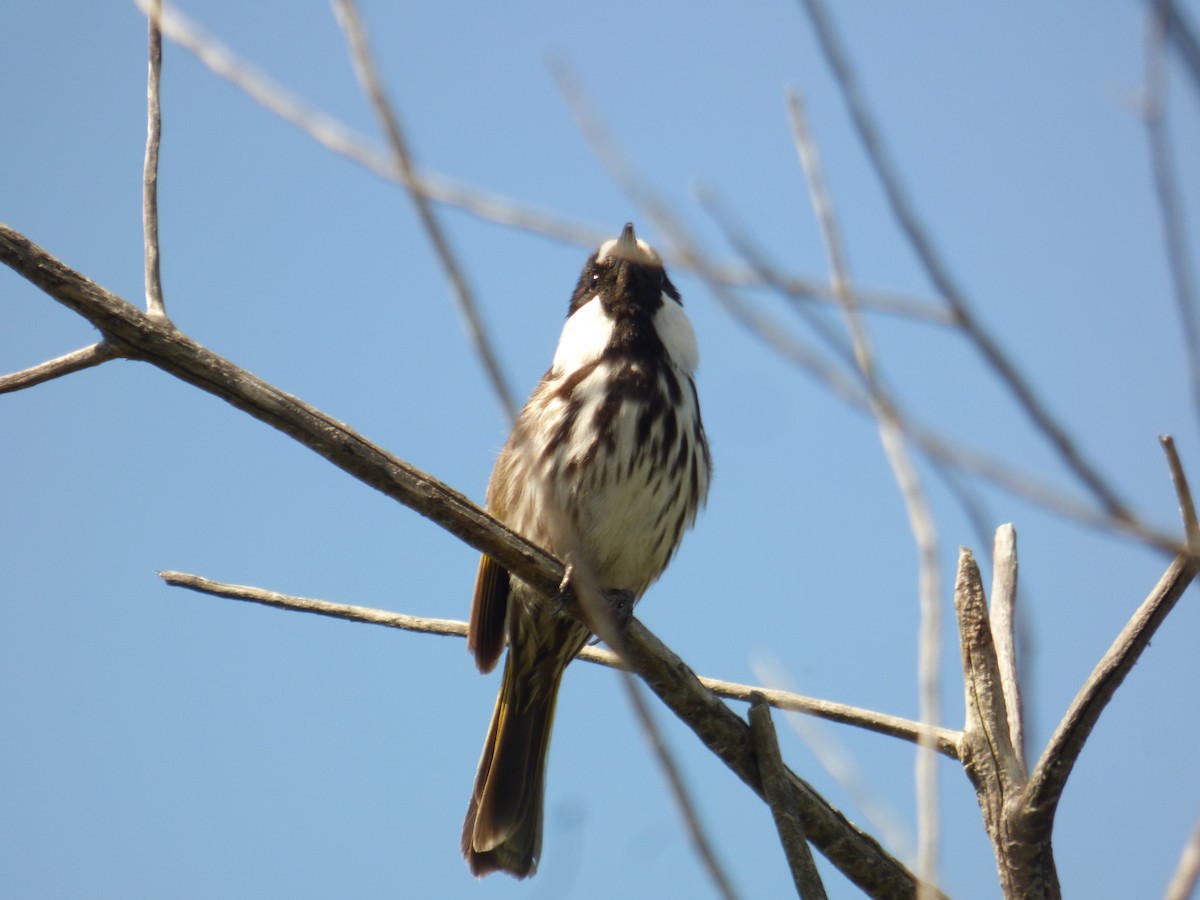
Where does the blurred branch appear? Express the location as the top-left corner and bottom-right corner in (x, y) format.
(754, 660), (918, 859)
(0, 222), (933, 899)
(796, 0), (1138, 530)
(0, 342), (119, 394)
(618, 666), (739, 900)
(332, 0), (517, 422)
(1144, 1), (1200, 429)
(133, 0), (608, 249)
(133, 0), (935, 328)
(787, 89), (943, 890)
(698, 186), (859, 368)
(749, 694), (828, 900)
(553, 540), (737, 899)
(1148, 0), (1200, 94)
(1165, 815), (1200, 900)
(557, 53), (1184, 557)
(143, 0), (166, 319)
(699, 190), (952, 328)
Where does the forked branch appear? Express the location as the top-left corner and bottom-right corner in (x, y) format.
(0, 342), (118, 394)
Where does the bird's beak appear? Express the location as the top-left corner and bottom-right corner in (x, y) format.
(614, 222), (638, 261)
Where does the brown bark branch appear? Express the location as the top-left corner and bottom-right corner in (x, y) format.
(953, 548), (1048, 897)
(0, 341), (119, 394)
(143, 0), (166, 319)
(1022, 551), (1198, 833)
(988, 524), (1026, 776)
(1022, 439), (1198, 834)
(1162, 434), (1199, 544)
(749, 694), (828, 900)
(2, 222), (934, 900)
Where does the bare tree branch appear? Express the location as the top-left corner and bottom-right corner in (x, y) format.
(159, 570), (963, 756)
(143, 0), (166, 320)
(749, 694), (828, 900)
(619, 670), (740, 900)
(1165, 815), (1200, 900)
(796, 0), (1138, 531)
(0, 342), (119, 394)
(556, 55), (1185, 559)
(1023, 550), (1198, 834)
(787, 89), (942, 890)
(1145, 3), (1200, 429)
(954, 548), (1053, 897)
(1162, 434), (1199, 547)
(1150, 0), (1200, 95)
(708, 679), (961, 760)
(159, 570), (472, 636)
(132, 0), (609, 250)
(332, 0), (517, 422)
(129, 0), (1020, 337)
(988, 524), (1026, 776)
(551, 540), (738, 900)
(754, 660), (917, 862)
(1, 222), (934, 900)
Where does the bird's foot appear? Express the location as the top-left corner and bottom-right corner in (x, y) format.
(553, 565), (636, 637)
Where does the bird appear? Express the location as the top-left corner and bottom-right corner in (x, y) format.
(461, 223), (711, 878)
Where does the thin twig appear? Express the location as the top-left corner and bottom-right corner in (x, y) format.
(749, 694), (828, 900)
(1161, 435), (1200, 547)
(332, 0), (517, 423)
(133, 0), (608, 251)
(706, 678), (961, 760)
(158, 569), (963, 756)
(143, 0), (166, 319)
(620, 671), (740, 900)
(796, 0), (1137, 530)
(1023, 550), (1198, 832)
(131, 0), (1049, 339)
(555, 57), (1182, 559)
(545, 513), (739, 900)
(697, 186), (860, 369)
(754, 660), (916, 858)
(1150, 0), (1200, 95)
(718, 262), (954, 325)
(1165, 815), (1200, 900)
(1145, 3), (1200, 430)
(0, 342), (118, 394)
(159, 571), (472, 635)
(787, 89), (942, 891)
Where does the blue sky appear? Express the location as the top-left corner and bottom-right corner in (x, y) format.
(3, 2), (1199, 898)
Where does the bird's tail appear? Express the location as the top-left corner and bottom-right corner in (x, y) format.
(462, 651), (564, 878)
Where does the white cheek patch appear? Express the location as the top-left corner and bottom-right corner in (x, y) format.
(552, 296), (613, 373)
(553, 291), (699, 376)
(653, 297), (700, 374)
